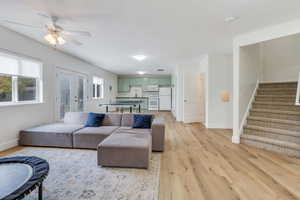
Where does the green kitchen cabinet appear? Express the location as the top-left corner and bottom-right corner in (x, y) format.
(158, 78), (171, 86)
(118, 78), (130, 92)
(117, 76), (171, 92)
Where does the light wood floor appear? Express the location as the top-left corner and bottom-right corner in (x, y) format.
(159, 112), (300, 200)
(1, 112), (300, 200)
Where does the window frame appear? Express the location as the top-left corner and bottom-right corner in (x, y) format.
(92, 76), (104, 99)
(296, 72), (300, 106)
(0, 51), (43, 107)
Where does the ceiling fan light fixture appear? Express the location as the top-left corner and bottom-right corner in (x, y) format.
(44, 34), (57, 45)
(44, 33), (66, 45)
(57, 36), (66, 45)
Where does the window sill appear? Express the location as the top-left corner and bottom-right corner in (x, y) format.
(0, 101), (44, 108)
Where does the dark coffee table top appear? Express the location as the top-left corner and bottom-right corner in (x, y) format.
(0, 156), (49, 200)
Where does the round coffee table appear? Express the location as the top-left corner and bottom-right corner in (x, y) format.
(0, 156), (49, 200)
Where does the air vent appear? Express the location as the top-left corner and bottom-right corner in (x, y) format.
(157, 69), (165, 72)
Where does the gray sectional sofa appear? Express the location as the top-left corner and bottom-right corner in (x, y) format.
(19, 112), (165, 168)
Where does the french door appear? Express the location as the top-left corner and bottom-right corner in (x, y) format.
(56, 68), (87, 120)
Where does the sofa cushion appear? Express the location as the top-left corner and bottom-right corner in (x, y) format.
(19, 123), (84, 148)
(114, 126), (151, 135)
(85, 113), (105, 127)
(64, 112), (89, 125)
(132, 114), (152, 128)
(73, 126), (119, 149)
(97, 133), (151, 168)
(24, 123), (84, 133)
(121, 113), (134, 127)
(102, 113), (122, 126)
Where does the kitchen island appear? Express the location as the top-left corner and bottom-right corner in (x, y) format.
(116, 97), (149, 111)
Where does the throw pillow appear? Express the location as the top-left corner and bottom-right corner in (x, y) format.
(132, 114), (152, 128)
(85, 113), (105, 127)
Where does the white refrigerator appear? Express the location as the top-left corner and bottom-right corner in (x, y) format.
(159, 87), (172, 110)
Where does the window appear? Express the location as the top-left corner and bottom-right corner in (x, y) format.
(92, 76), (104, 99)
(0, 52), (43, 106)
(0, 76), (12, 102)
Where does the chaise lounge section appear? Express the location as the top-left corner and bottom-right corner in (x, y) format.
(19, 112), (88, 148)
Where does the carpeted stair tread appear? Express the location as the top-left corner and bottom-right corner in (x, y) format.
(258, 88), (297, 92)
(259, 81), (297, 86)
(248, 116), (300, 125)
(251, 108), (300, 115)
(256, 94), (296, 98)
(245, 125), (300, 137)
(253, 101), (296, 106)
(241, 134), (300, 151)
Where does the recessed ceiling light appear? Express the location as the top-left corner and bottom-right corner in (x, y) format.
(137, 71), (146, 75)
(224, 16), (239, 23)
(132, 55), (147, 61)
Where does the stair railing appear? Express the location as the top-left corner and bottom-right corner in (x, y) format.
(296, 72), (300, 106)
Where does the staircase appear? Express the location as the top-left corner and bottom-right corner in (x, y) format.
(241, 81), (300, 157)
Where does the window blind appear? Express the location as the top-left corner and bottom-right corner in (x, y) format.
(0, 54), (41, 78)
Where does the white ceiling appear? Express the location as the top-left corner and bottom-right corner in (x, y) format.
(1, 0), (300, 75)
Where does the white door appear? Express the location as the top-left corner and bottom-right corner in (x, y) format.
(183, 71), (205, 123)
(56, 69), (87, 120)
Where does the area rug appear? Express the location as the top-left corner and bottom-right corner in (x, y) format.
(9, 147), (161, 200)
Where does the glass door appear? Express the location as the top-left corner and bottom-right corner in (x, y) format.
(56, 69), (87, 120)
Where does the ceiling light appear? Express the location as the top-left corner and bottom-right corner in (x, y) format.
(57, 36), (66, 45)
(224, 16), (239, 23)
(44, 34), (66, 45)
(137, 71), (146, 75)
(44, 34), (57, 45)
(132, 55), (147, 61)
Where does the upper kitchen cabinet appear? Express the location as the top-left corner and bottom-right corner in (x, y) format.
(118, 78), (130, 92)
(157, 78), (171, 86)
(117, 76), (171, 93)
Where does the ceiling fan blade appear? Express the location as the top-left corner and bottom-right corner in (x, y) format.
(70, 39), (83, 46)
(2, 20), (44, 29)
(62, 30), (92, 37)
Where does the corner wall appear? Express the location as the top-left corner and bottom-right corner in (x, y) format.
(0, 26), (117, 151)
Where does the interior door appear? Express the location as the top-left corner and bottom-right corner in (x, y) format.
(56, 69), (87, 120)
(183, 70), (205, 123)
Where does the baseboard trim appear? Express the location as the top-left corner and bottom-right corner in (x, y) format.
(0, 138), (18, 152)
(232, 135), (240, 144)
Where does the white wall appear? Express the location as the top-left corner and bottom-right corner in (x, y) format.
(173, 65), (184, 122)
(171, 69), (177, 117)
(199, 55), (209, 125)
(0, 26), (117, 151)
(206, 54), (233, 129)
(239, 44), (262, 125)
(261, 34), (300, 82)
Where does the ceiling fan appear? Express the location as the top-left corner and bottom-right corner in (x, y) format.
(2, 13), (92, 46)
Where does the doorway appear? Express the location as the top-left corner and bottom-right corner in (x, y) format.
(55, 68), (87, 120)
(183, 70), (205, 123)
